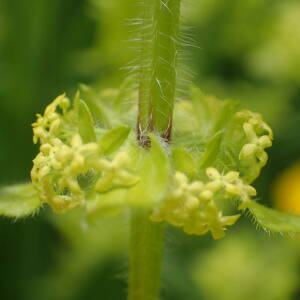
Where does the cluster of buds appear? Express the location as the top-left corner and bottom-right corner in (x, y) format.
(238, 110), (273, 167)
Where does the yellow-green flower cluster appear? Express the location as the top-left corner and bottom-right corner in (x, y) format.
(151, 168), (256, 239)
(31, 134), (98, 213)
(32, 94), (71, 144)
(31, 95), (138, 213)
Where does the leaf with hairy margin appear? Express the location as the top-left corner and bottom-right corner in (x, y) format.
(0, 184), (41, 218)
(247, 201), (300, 234)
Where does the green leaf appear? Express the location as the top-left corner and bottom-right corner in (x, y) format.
(211, 100), (237, 134)
(77, 99), (97, 143)
(191, 86), (236, 135)
(247, 201), (300, 234)
(79, 84), (111, 127)
(198, 131), (223, 169)
(127, 135), (172, 206)
(98, 126), (130, 155)
(172, 147), (197, 175)
(0, 184), (41, 218)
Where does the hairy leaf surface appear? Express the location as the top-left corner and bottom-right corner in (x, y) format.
(0, 184), (41, 217)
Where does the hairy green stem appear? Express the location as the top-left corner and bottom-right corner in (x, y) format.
(130, 0), (180, 298)
(128, 209), (165, 300)
(137, 0), (181, 144)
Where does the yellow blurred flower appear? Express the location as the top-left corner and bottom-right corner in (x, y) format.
(274, 162), (300, 215)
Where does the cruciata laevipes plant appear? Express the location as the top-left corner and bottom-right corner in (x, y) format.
(1, 1), (300, 299)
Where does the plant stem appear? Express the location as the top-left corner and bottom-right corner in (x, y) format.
(128, 209), (165, 300)
(130, 0), (180, 298)
(137, 0), (181, 144)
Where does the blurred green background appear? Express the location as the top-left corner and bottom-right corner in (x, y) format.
(1, 0), (300, 299)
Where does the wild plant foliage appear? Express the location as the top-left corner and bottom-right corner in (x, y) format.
(1, 1), (300, 300)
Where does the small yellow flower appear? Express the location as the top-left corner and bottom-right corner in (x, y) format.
(206, 168), (240, 195)
(205, 168), (256, 205)
(93, 152), (140, 193)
